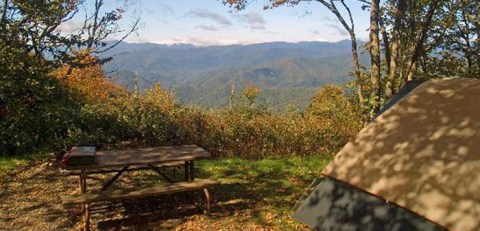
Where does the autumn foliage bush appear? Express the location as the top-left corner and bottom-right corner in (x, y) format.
(170, 85), (362, 158)
(1, 52), (362, 157)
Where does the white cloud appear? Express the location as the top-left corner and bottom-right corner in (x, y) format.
(145, 4), (173, 22)
(187, 9), (232, 26)
(322, 16), (335, 22)
(151, 37), (267, 46)
(194, 25), (219, 31)
(157, 4), (174, 15)
(234, 12), (266, 30)
(327, 23), (349, 36)
(309, 29), (320, 35)
(58, 21), (84, 33)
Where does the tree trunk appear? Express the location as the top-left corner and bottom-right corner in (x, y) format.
(351, 36), (365, 107)
(385, 0), (406, 99)
(405, 0), (439, 82)
(0, 0), (7, 31)
(0, 0), (8, 50)
(369, 0), (382, 116)
(326, 1), (366, 108)
(406, 61), (416, 81)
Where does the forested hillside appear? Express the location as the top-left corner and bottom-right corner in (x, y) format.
(103, 41), (364, 110)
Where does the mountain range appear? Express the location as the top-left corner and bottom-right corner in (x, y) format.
(103, 40), (363, 111)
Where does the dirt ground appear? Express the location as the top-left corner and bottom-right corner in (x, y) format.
(0, 157), (310, 231)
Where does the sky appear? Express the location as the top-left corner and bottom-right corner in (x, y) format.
(64, 0), (372, 46)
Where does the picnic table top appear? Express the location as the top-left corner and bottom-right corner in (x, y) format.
(63, 145), (211, 171)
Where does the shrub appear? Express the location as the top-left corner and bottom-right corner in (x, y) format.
(170, 85), (362, 158)
(0, 48), (79, 155)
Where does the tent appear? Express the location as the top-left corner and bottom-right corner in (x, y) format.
(292, 78), (480, 231)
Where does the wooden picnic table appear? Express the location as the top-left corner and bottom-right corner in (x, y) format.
(64, 145), (211, 170)
(61, 145), (218, 231)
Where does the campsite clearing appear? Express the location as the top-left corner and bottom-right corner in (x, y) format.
(0, 155), (330, 230)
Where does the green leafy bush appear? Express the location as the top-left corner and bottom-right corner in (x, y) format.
(0, 48), (77, 155)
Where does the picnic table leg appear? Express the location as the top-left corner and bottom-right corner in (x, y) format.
(184, 161), (189, 181)
(78, 170), (85, 214)
(173, 166), (177, 180)
(84, 203), (91, 231)
(101, 166), (129, 191)
(79, 170), (90, 231)
(203, 188), (211, 214)
(184, 161), (195, 181)
(148, 164), (173, 183)
(190, 161), (195, 181)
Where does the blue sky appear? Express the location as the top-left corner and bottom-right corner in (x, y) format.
(66, 0), (371, 46)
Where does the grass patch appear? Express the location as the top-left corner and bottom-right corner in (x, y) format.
(195, 156), (333, 229)
(0, 152), (50, 175)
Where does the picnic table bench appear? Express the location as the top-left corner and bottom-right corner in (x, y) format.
(61, 145), (219, 231)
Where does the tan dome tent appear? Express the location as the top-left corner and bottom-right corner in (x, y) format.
(292, 78), (480, 231)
